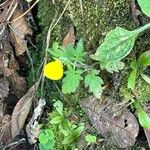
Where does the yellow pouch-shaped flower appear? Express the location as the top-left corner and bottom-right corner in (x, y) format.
(43, 59), (63, 80)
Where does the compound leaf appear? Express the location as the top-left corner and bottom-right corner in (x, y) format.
(74, 39), (86, 62)
(93, 27), (138, 72)
(84, 71), (103, 98)
(62, 69), (83, 94)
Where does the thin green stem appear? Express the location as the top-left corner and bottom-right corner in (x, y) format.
(133, 22), (150, 34)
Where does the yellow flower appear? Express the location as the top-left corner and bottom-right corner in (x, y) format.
(43, 59), (63, 80)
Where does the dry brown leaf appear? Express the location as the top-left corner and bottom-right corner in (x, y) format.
(0, 77), (9, 99)
(26, 98), (46, 144)
(8, 71), (27, 98)
(81, 96), (139, 148)
(11, 83), (37, 139)
(63, 26), (75, 46)
(0, 114), (12, 145)
(10, 8), (32, 56)
(0, 0), (18, 23)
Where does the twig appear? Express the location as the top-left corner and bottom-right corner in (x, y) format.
(10, 0), (40, 23)
(40, 0), (71, 94)
(79, 0), (83, 16)
(51, 0), (71, 31)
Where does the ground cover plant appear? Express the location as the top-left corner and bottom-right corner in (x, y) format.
(0, 0), (150, 150)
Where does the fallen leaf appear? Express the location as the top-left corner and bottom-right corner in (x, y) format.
(8, 71), (27, 98)
(0, 77), (9, 98)
(11, 83), (37, 138)
(10, 8), (32, 56)
(63, 26), (75, 46)
(26, 98), (46, 144)
(0, 114), (12, 145)
(80, 96), (139, 148)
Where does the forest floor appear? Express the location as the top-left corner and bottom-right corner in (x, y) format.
(0, 0), (150, 150)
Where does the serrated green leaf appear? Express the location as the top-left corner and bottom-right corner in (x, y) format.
(127, 69), (137, 90)
(50, 116), (64, 124)
(137, 0), (150, 17)
(138, 109), (150, 129)
(62, 69), (83, 94)
(85, 134), (97, 144)
(101, 61), (125, 73)
(93, 27), (138, 72)
(74, 39), (86, 62)
(137, 50), (150, 67)
(52, 42), (59, 51)
(84, 71), (103, 98)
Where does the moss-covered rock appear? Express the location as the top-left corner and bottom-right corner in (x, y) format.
(37, 0), (135, 49)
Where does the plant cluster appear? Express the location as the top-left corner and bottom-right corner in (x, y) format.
(46, 39), (104, 98)
(39, 0), (150, 149)
(39, 101), (84, 150)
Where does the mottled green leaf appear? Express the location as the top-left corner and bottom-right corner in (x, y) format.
(93, 27), (138, 72)
(137, 0), (150, 17)
(62, 69), (83, 94)
(84, 71), (103, 98)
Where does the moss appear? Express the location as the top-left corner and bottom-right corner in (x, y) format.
(63, 0), (134, 49)
(120, 72), (150, 104)
(37, 0), (135, 49)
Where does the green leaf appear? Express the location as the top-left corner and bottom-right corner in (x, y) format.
(52, 42), (59, 51)
(85, 134), (97, 144)
(141, 72), (150, 85)
(62, 135), (74, 144)
(74, 39), (86, 62)
(39, 133), (48, 144)
(137, 0), (150, 17)
(53, 101), (63, 115)
(138, 109), (150, 129)
(84, 71), (103, 98)
(137, 50), (150, 67)
(59, 125), (69, 136)
(72, 125), (84, 139)
(50, 116), (64, 124)
(127, 69), (137, 90)
(62, 69), (83, 94)
(39, 129), (55, 150)
(93, 27), (138, 72)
